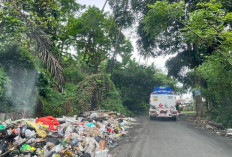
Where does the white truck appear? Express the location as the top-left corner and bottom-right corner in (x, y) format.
(149, 87), (178, 120)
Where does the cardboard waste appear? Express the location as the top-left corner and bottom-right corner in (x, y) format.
(0, 111), (136, 157)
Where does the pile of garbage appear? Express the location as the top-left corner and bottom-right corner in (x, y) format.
(0, 111), (136, 157)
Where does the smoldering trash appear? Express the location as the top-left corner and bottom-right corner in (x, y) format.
(0, 111), (136, 157)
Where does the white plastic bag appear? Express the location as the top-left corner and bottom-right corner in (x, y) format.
(95, 149), (109, 157)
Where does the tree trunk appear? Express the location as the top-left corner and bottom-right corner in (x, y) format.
(64, 98), (74, 115)
(110, 26), (122, 71)
(91, 87), (100, 111)
(94, 63), (99, 74)
(110, 0), (129, 71)
(102, 0), (108, 11)
(34, 96), (43, 117)
(195, 76), (205, 117)
(195, 96), (204, 117)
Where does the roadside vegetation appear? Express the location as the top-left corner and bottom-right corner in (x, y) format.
(0, 0), (231, 127)
(181, 111), (197, 114)
(0, 0), (180, 118)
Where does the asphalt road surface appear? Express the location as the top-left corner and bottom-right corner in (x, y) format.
(111, 116), (232, 157)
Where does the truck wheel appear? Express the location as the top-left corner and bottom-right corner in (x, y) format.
(149, 116), (153, 120)
(172, 116), (177, 121)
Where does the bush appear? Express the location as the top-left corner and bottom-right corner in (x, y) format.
(0, 68), (9, 97)
(74, 73), (127, 114)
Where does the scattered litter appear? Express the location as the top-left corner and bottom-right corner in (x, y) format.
(226, 128), (232, 136)
(180, 114), (230, 139)
(0, 110), (136, 156)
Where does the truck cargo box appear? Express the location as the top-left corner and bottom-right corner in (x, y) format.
(149, 87), (178, 120)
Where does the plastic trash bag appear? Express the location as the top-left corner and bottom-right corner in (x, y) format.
(26, 121), (47, 138)
(84, 137), (99, 157)
(95, 149), (109, 157)
(36, 116), (60, 131)
(90, 113), (99, 120)
(19, 144), (36, 153)
(25, 129), (36, 138)
(0, 140), (8, 154)
(84, 123), (95, 128)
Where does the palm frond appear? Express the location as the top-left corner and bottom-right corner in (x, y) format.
(5, 0), (65, 92)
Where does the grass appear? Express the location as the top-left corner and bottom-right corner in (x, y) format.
(180, 110), (196, 114)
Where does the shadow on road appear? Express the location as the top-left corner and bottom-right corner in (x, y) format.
(150, 117), (177, 122)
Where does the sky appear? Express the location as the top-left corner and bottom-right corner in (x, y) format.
(78, 0), (109, 10)
(77, 0), (191, 99)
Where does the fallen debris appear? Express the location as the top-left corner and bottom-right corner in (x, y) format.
(226, 128), (232, 137)
(180, 114), (230, 139)
(0, 110), (136, 157)
(208, 121), (223, 129)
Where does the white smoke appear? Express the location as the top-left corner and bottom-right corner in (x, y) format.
(4, 67), (38, 116)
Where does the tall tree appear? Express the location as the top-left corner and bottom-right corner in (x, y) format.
(66, 7), (112, 73)
(66, 7), (133, 73)
(108, 0), (134, 68)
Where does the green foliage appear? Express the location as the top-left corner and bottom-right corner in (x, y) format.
(0, 1), (133, 116)
(108, 0), (135, 28)
(62, 53), (87, 84)
(183, 0), (226, 44)
(153, 73), (182, 93)
(176, 103), (183, 112)
(137, 0), (186, 57)
(0, 0), (188, 119)
(40, 83), (78, 117)
(0, 0), (82, 92)
(40, 88), (65, 116)
(63, 66), (86, 84)
(66, 6), (133, 73)
(197, 54), (232, 127)
(218, 0), (232, 12)
(111, 60), (180, 114)
(208, 107), (232, 127)
(182, 0), (232, 125)
(74, 74), (127, 114)
(143, 0), (232, 125)
(0, 68), (9, 97)
(144, 1), (185, 39)
(38, 70), (78, 117)
(66, 7), (113, 73)
(139, 0), (221, 82)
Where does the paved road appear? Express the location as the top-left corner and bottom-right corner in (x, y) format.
(111, 116), (232, 157)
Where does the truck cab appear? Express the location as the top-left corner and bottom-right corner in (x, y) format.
(149, 87), (178, 120)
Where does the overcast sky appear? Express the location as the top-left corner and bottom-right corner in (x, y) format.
(78, 0), (110, 11)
